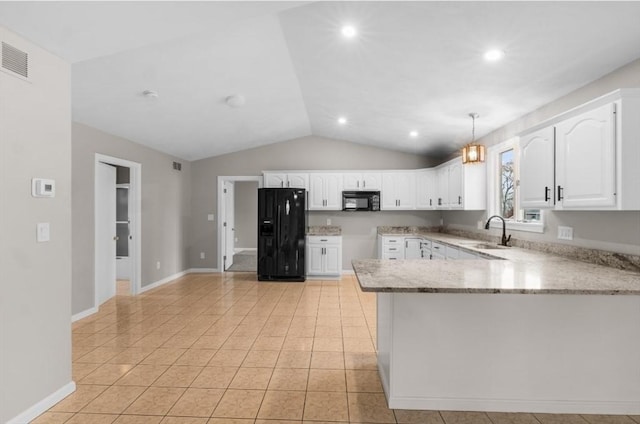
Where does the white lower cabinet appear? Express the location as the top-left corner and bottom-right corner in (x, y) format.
(306, 236), (342, 277)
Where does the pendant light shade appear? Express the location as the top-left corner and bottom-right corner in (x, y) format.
(462, 113), (485, 164)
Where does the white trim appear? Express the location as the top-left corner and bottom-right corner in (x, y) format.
(7, 382), (76, 424)
(187, 268), (220, 273)
(71, 306), (98, 323)
(386, 395), (640, 415)
(234, 247), (257, 253)
(140, 270), (187, 293)
(94, 153), (142, 304)
(217, 176), (263, 273)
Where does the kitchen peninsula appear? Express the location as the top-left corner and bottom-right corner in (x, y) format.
(352, 234), (640, 415)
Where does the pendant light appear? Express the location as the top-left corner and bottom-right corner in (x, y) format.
(462, 113), (485, 164)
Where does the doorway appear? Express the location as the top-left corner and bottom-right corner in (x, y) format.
(94, 153), (141, 307)
(217, 176), (262, 272)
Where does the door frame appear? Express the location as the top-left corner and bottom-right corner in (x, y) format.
(217, 176), (262, 273)
(94, 153), (142, 305)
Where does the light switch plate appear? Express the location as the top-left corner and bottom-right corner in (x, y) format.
(207, 214), (214, 221)
(37, 222), (50, 242)
(557, 226), (574, 240)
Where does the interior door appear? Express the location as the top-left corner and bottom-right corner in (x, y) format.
(96, 162), (117, 305)
(224, 181), (235, 270)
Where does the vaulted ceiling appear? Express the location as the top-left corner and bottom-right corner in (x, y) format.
(2, 1), (640, 161)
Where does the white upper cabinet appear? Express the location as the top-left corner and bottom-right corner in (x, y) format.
(435, 159), (486, 210)
(343, 172), (381, 190)
(264, 172), (309, 190)
(555, 103), (616, 209)
(447, 162), (464, 209)
(520, 126), (555, 208)
(416, 169), (437, 209)
(308, 173), (343, 210)
(381, 172), (416, 210)
(517, 89), (640, 210)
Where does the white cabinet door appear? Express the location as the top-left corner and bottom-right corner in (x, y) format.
(324, 174), (343, 209)
(381, 172), (415, 210)
(381, 173), (398, 209)
(287, 173), (309, 190)
(307, 246), (324, 275)
(448, 162), (463, 209)
(308, 174), (325, 210)
(520, 126), (555, 208)
(396, 172), (416, 209)
(362, 173), (381, 190)
(436, 167), (449, 208)
(556, 103), (616, 209)
(264, 173), (287, 188)
(404, 238), (422, 259)
(343, 173), (362, 190)
(324, 246), (341, 275)
(309, 174), (342, 210)
(416, 170), (436, 209)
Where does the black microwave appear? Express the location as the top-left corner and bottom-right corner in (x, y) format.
(342, 191), (380, 211)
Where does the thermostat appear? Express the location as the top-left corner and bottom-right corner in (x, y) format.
(32, 178), (55, 198)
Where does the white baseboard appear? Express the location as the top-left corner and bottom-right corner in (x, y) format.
(187, 268), (220, 273)
(71, 306), (98, 323)
(140, 270), (188, 293)
(341, 269), (355, 275)
(7, 381), (76, 424)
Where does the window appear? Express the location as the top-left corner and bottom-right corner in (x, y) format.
(487, 138), (544, 233)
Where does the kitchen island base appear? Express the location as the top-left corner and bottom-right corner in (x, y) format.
(377, 292), (640, 415)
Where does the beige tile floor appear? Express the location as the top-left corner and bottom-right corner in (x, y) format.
(34, 273), (640, 424)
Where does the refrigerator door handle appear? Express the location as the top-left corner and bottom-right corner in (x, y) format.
(286, 200), (290, 215)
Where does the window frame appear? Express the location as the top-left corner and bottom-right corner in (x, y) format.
(486, 138), (545, 234)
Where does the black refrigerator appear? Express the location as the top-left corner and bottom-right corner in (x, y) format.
(258, 188), (306, 281)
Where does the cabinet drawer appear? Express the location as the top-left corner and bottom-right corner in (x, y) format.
(307, 236), (341, 245)
(383, 245), (402, 253)
(382, 237), (403, 245)
(431, 242), (445, 255)
(382, 252), (403, 260)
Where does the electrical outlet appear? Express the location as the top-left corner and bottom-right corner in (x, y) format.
(37, 222), (50, 242)
(200, 252), (205, 259)
(207, 214), (214, 221)
(477, 220), (484, 229)
(557, 226), (574, 240)
(327, 218), (331, 225)
(156, 261), (160, 269)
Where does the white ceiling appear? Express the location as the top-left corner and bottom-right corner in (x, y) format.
(1, 1), (640, 161)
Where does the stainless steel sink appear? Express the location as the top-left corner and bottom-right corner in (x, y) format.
(469, 243), (509, 250)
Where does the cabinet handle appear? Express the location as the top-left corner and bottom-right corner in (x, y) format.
(458, 196), (462, 205)
(281, 181), (284, 187)
(438, 198), (442, 206)
(405, 241), (408, 248)
(545, 186), (550, 202)
(557, 185), (563, 201)
(363, 181), (366, 188)
(320, 239), (327, 242)
(357, 181), (360, 188)
(429, 198), (432, 206)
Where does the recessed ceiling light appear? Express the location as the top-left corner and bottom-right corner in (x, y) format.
(409, 131), (418, 138)
(142, 90), (159, 98)
(484, 49), (505, 62)
(225, 94), (246, 108)
(338, 117), (347, 125)
(341, 25), (357, 38)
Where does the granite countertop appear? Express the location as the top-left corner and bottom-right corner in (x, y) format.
(355, 231), (640, 295)
(307, 225), (342, 236)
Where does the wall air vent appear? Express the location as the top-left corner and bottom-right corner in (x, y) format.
(173, 161), (182, 171)
(2, 42), (29, 79)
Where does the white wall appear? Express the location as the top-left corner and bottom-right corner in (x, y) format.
(72, 123), (191, 315)
(442, 59), (640, 256)
(0, 25), (73, 422)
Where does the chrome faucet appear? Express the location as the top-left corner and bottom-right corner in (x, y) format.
(484, 215), (511, 246)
